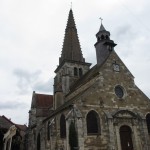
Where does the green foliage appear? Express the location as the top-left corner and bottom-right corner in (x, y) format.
(69, 121), (78, 150)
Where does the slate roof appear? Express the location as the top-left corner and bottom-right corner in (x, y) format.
(99, 23), (106, 31)
(59, 9), (85, 64)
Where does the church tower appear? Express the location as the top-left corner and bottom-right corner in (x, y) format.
(95, 22), (117, 65)
(54, 9), (91, 108)
(28, 9), (150, 150)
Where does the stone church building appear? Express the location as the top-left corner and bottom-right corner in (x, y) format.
(28, 9), (150, 150)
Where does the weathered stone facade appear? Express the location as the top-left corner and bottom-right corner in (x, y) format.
(28, 9), (150, 150)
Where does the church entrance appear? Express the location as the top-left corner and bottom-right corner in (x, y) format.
(120, 125), (133, 150)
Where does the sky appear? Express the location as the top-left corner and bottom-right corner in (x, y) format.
(0, 0), (150, 125)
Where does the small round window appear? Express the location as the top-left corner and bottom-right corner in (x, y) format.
(115, 86), (124, 98)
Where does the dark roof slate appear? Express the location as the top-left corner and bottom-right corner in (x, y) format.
(59, 9), (85, 65)
(99, 23), (106, 31)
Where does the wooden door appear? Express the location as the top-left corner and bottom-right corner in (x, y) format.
(120, 125), (133, 150)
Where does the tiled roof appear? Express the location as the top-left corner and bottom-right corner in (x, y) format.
(35, 93), (53, 109)
(0, 116), (13, 129)
(0, 115), (27, 132)
(32, 93), (53, 117)
(15, 124), (27, 131)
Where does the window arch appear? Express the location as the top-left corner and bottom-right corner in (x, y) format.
(37, 133), (41, 150)
(101, 35), (104, 40)
(74, 67), (78, 76)
(60, 114), (66, 138)
(79, 68), (82, 77)
(105, 35), (109, 39)
(86, 110), (100, 134)
(146, 113), (150, 133)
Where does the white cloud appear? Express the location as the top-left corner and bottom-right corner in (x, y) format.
(0, 101), (28, 110)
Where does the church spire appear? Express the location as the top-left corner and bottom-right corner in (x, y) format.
(99, 18), (106, 31)
(99, 23), (106, 31)
(59, 9), (85, 64)
(95, 21), (117, 65)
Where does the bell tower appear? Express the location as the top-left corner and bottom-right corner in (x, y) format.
(54, 9), (91, 109)
(94, 21), (117, 65)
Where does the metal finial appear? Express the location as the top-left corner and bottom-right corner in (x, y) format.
(99, 17), (103, 24)
(71, 2), (72, 9)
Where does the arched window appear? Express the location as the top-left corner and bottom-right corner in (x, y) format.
(79, 68), (82, 77)
(47, 121), (50, 140)
(86, 110), (100, 134)
(37, 133), (41, 150)
(105, 35), (109, 40)
(74, 67), (78, 76)
(146, 113), (150, 133)
(60, 114), (66, 138)
(101, 35), (104, 40)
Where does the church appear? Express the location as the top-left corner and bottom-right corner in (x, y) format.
(27, 9), (150, 150)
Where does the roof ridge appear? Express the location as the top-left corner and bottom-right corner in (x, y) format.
(35, 93), (53, 96)
(2, 115), (15, 125)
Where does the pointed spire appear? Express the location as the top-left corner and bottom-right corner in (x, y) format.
(95, 19), (110, 41)
(99, 18), (106, 31)
(66, 9), (76, 29)
(99, 23), (106, 31)
(59, 9), (85, 64)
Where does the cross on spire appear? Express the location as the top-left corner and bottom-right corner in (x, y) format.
(99, 17), (106, 31)
(99, 17), (103, 24)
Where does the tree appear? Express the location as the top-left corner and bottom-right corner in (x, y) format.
(69, 121), (78, 150)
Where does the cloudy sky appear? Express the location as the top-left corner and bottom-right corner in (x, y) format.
(0, 0), (150, 125)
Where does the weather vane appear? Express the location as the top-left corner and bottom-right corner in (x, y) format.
(99, 17), (103, 24)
